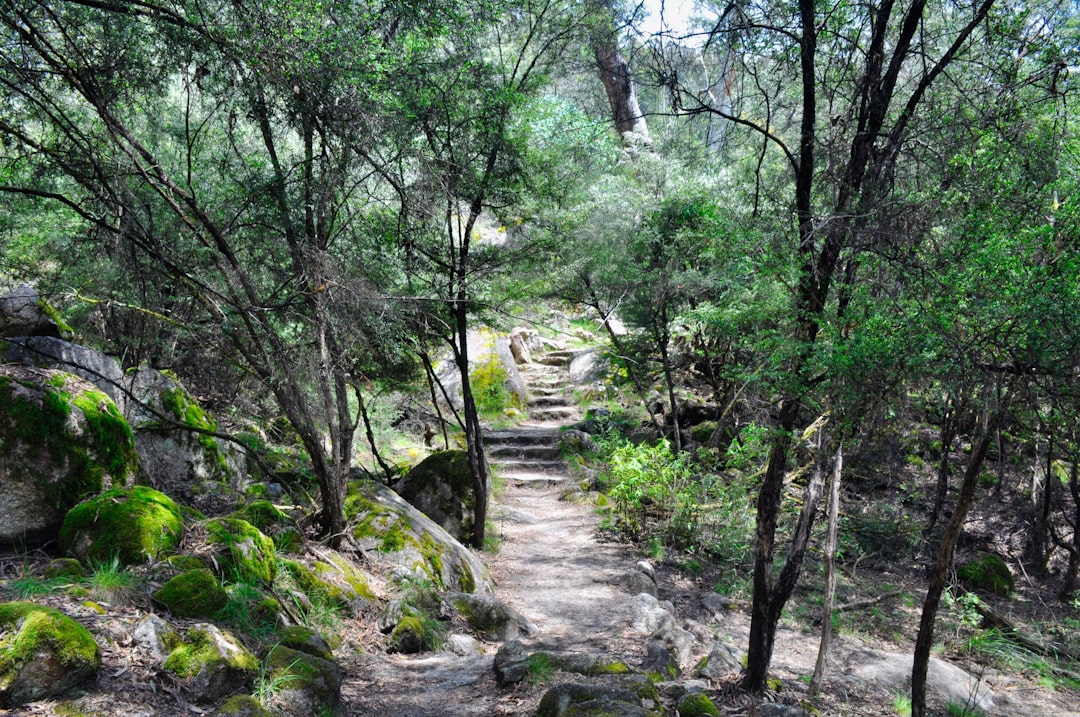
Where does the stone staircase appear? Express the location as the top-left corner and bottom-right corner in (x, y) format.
(483, 347), (580, 484)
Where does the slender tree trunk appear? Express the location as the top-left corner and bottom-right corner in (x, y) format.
(927, 408), (957, 534)
(810, 441), (843, 696)
(587, 0), (650, 143)
(455, 305), (489, 550)
(743, 403), (828, 690)
(1061, 459), (1080, 598)
(912, 409), (1005, 717)
(658, 329), (682, 453)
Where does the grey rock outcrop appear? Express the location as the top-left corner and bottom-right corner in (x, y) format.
(262, 644), (342, 716)
(0, 602), (100, 707)
(0, 285), (68, 339)
(7, 336), (126, 412)
(124, 367), (248, 504)
(395, 450), (474, 542)
(163, 623), (258, 704)
(536, 683), (649, 717)
(347, 478), (495, 594)
(842, 649), (994, 713)
(445, 591), (537, 641)
(0, 366), (139, 545)
(567, 349), (609, 386)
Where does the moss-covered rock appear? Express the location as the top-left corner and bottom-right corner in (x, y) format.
(124, 368), (248, 512)
(163, 623), (258, 704)
(59, 485), (182, 566)
(957, 551), (1014, 596)
(277, 626), (333, 662)
(204, 518), (276, 585)
(447, 591), (536, 641)
(262, 644), (341, 716)
(677, 692), (721, 717)
(153, 568), (228, 618)
(231, 500), (290, 533)
(0, 602), (100, 707)
(536, 682), (652, 717)
(278, 553), (374, 616)
(393, 450), (474, 542)
(44, 558), (85, 580)
(346, 479), (492, 594)
(212, 694), (276, 717)
(0, 366), (138, 544)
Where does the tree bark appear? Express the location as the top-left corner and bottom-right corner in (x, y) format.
(587, 0), (650, 143)
(911, 408), (1006, 717)
(810, 442), (843, 696)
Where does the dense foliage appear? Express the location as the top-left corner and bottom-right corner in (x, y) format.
(0, 0), (1078, 710)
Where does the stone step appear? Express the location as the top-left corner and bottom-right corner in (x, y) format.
(529, 406), (580, 422)
(483, 428), (563, 445)
(504, 471), (568, 486)
(488, 444), (563, 461)
(490, 459), (566, 474)
(528, 395), (574, 409)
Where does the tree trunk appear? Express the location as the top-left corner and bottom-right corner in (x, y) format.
(743, 406), (829, 690)
(658, 328), (681, 453)
(927, 408), (957, 534)
(587, 0), (649, 143)
(810, 442), (843, 696)
(1061, 458), (1080, 598)
(911, 409), (1005, 717)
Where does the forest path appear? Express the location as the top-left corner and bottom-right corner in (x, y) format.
(342, 346), (650, 716)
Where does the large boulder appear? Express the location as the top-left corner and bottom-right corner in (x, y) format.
(436, 329), (526, 412)
(394, 450), (474, 542)
(444, 591), (537, 641)
(0, 366), (139, 544)
(202, 517), (277, 585)
(163, 623), (259, 704)
(567, 349), (609, 386)
(0, 602), (100, 707)
(59, 485), (183, 566)
(153, 568), (229, 618)
(346, 479), (494, 594)
(6, 337), (125, 412)
(0, 285), (72, 339)
(536, 683), (652, 717)
(261, 644), (342, 716)
(841, 649), (994, 713)
(124, 368), (248, 510)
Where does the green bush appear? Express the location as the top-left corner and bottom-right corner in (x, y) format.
(598, 437), (754, 569)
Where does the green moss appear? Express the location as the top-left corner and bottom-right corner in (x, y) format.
(277, 626), (333, 661)
(231, 500), (289, 531)
(458, 561), (476, 594)
(677, 692), (720, 717)
(45, 558), (84, 580)
(153, 569), (228, 618)
(419, 533), (444, 582)
(166, 554), (208, 572)
(389, 615), (426, 652)
(58, 486), (183, 566)
(36, 298), (74, 339)
(957, 552), (1014, 596)
(0, 602), (100, 672)
(163, 626), (258, 679)
(312, 555), (376, 603)
(205, 518), (276, 585)
(161, 386), (228, 475)
(274, 528), (304, 553)
(585, 659), (631, 675)
(214, 695), (275, 717)
(0, 372), (136, 513)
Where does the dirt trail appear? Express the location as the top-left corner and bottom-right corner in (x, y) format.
(343, 351), (650, 716)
